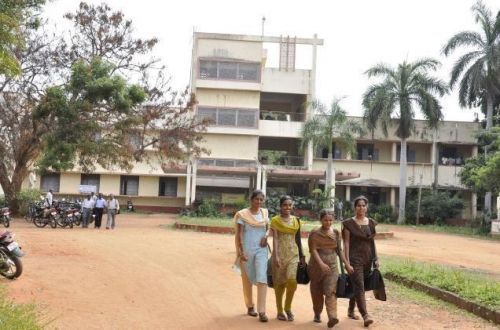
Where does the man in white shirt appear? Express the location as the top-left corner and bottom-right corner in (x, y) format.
(46, 189), (53, 207)
(106, 194), (120, 230)
(81, 195), (95, 228)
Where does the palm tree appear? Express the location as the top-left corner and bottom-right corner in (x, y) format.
(442, 0), (500, 220)
(362, 58), (448, 224)
(300, 99), (363, 205)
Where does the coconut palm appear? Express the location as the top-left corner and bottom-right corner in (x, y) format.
(362, 58), (448, 224)
(300, 99), (363, 205)
(442, 1), (500, 220)
(442, 0), (500, 130)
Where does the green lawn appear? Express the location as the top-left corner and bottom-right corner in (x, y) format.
(0, 287), (41, 329)
(381, 256), (500, 310)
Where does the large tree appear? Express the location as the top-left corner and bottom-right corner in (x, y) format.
(0, 2), (208, 211)
(300, 99), (363, 204)
(0, 0), (45, 77)
(362, 58), (448, 224)
(442, 0), (500, 220)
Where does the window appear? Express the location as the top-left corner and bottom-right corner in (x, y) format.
(397, 146), (416, 162)
(357, 144), (379, 161)
(317, 143), (342, 159)
(40, 173), (60, 192)
(159, 177), (177, 197)
(199, 60), (217, 79)
(218, 62), (237, 79)
(81, 174), (100, 193)
(218, 109), (236, 126)
(199, 60), (260, 82)
(197, 107), (257, 128)
(120, 176), (139, 195)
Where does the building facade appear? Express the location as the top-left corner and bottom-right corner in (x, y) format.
(26, 31), (484, 219)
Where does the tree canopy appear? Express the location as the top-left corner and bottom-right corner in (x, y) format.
(0, 2), (208, 211)
(0, 0), (45, 77)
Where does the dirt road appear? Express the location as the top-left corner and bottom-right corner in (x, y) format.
(3, 214), (498, 329)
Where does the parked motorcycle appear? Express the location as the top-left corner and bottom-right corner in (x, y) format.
(0, 231), (23, 279)
(1, 207), (10, 228)
(33, 206), (58, 228)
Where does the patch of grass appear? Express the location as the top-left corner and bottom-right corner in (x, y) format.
(381, 256), (500, 310)
(404, 224), (500, 241)
(0, 287), (41, 329)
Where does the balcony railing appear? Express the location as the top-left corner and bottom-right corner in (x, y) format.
(259, 155), (306, 169)
(198, 158), (257, 168)
(260, 110), (305, 122)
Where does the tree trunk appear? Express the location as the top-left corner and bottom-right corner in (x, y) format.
(398, 138), (407, 224)
(0, 164), (29, 214)
(484, 96), (493, 222)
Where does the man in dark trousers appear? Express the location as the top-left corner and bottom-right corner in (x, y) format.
(94, 193), (106, 229)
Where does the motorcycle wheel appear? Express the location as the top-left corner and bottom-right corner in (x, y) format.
(49, 217), (57, 229)
(56, 215), (66, 228)
(0, 250), (22, 279)
(33, 216), (47, 228)
(3, 216), (9, 228)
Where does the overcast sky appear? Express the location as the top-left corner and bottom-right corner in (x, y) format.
(43, 0), (498, 122)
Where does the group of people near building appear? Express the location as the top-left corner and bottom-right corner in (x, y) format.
(234, 190), (379, 328)
(44, 190), (120, 229)
(80, 192), (120, 229)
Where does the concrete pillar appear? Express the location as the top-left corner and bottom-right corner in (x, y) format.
(390, 188), (396, 211)
(345, 185), (351, 201)
(306, 142), (314, 170)
(256, 165), (262, 190)
(471, 192), (477, 220)
(472, 145), (478, 157)
(185, 161), (192, 206)
(261, 169), (267, 196)
(190, 160), (197, 203)
(391, 142), (398, 162)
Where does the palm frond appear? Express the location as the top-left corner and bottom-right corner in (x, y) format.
(364, 63), (395, 80)
(449, 50), (483, 88)
(442, 31), (484, 56)
(410, 58), (440, 74)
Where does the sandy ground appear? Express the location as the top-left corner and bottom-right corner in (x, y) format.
(2, 214), (499, 330)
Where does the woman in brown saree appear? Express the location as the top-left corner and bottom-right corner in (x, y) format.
(308, 209), (353, 328)
(342, 195), (378, 327)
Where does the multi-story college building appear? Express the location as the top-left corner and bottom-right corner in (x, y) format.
(30, 32), (483, 219)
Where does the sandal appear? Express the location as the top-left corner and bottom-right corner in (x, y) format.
(277, 313), (287, 321)
(247, 307), (257, 317)
(348, 310), (360, 320)
(285, 310), (294, 321)
(327, 318), (339, 328)
(363, 314), (374, 327)
(258, 313), (268, 322)
(313, 314), (321, 323)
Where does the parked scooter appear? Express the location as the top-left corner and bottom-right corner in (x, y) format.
(1, 207), (10, 228)
(0, 231), (23, 279)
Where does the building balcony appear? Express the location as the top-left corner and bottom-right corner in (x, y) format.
(261, 68), (311, 94)
(258, 119), (304, 138)
(312, 159), (434, 187)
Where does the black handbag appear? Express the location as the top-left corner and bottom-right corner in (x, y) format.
(364, 236), (386, 301)
(336, 245), (354, 298)
(296, 263), (310, 284)
(267, 257), (274, 288)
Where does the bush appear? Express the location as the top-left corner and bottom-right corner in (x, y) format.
(16, 189), (44, 216)
(406, 190), (464, 225)
(195, 199), (219, 218)
(368, 204), (395, 223)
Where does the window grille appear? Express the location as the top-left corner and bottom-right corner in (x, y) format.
(159, 177), (177, 197)
(120, 176), (139, 195)
(40, 173), (60, 192)
(81, 174), (100, 193)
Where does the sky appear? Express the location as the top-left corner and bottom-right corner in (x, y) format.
(42, 0), (499, 122)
